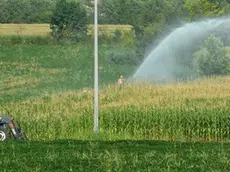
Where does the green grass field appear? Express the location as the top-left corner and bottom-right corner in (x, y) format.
(1, 39), (230, 171)
(1, 140), (230, 172)
(0, 44), (136, 103)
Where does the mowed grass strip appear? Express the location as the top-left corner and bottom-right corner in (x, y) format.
(0, 24), (133, 36)
(1, 140), (230, 172)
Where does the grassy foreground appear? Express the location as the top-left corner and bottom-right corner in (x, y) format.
(1, 140), (230, 172)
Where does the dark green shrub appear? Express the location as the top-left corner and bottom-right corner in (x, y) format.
(107, 48), (139, 65)
(50, 0), (87, 42)
(112, 29), (122, 42)
(9, 35), (24, 45)
(193, 34), (230, 76)
(0, 35), (54, 45)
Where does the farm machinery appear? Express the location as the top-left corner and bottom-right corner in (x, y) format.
(0, 116), (28, 141)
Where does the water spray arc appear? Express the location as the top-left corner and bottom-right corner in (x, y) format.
(133, 18), (230, 81)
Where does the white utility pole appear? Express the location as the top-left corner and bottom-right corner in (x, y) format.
(94, 0), (99, 133)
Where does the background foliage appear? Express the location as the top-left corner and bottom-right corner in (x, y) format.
(1, 0), (230, 76)
(193, 34), (230, 76)
(50, 0), (87, 41)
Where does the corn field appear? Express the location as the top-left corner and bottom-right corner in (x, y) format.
(1, 77), (230, 142)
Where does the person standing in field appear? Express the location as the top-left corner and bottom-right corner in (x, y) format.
(117, 75), (125, 88)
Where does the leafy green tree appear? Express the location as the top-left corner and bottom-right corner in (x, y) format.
(0, 0), (30, 23)
(184, 0), (224, 21)
(26, 0), (55, 23)
(98, 0), (187, 56)
(193, 34), (230, 76)
(0, 0), (56, 23)
(50, 0), (87, 41)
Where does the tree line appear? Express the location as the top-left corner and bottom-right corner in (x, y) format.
(1, 0), (230, 24)
(2, 0), (230, 50)
(1, 0), (230, 77)
(2, 0), (230, 43)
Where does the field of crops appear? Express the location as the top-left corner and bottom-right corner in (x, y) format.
(2, 38), (230, 171)
(1, 44), (230, 142)
(2, 74), (230, 171)
(0, 24), (133, 36)
(2, 75), (230, 141)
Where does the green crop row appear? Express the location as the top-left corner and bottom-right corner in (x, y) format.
(1, 81), (230, 142)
